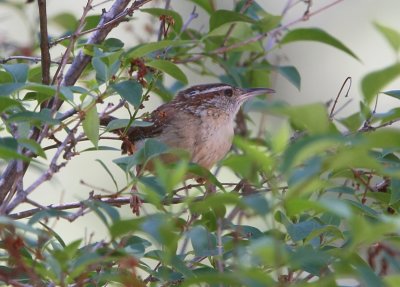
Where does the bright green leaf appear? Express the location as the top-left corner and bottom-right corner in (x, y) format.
(82, 105), (99, 148)
(209, 10), (255, 31)
(280, 28), (360, 61)
(147, 60), (188, 84)
(374, 22), (400, 52)
(188, 0), (214, 14)
(361, 63), (400, 103)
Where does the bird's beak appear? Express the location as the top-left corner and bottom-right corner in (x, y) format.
(239, 87), (275, 101)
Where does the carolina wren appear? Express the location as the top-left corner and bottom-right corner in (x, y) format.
(104, 83), (274, 170)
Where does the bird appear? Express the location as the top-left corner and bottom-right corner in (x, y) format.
(102, 83), (274, 172)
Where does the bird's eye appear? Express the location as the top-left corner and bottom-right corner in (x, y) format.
(224, 89), (233, 97)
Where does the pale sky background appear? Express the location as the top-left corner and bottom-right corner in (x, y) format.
(1, 0), (400, 242)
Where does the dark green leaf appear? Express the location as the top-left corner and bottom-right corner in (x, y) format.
(8, 109), (59, 125)
(3, 63), (29, 83)
(189, 225), (218, 256)
(390, 178), (400, 204)
(104, 38), (124, 51)
(286, 219), (321, 242)
(92, 57), (108, 83)
(242, 193), (270, 215)
(0, 137), (29, 160)
(0, 82), (25, 96)
(146, 60), (188, 84)
(105, 118), (153, 132)
(209, 10), (255, 31)
(277, 66), (301, 90)
(111, 80), (143, 108)
(384, 90), (400, 99)
(280, 28), (360, 61)
(82, 105), (99, 148)
(18, 138), (46, 158)
(361, 63), (400, 103)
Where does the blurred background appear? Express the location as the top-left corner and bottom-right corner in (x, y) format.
(1, 0), (400, 242)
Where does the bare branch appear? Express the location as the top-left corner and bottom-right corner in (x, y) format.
(61, 0), (153, 86)
(329, 77), (352, 119)
(37, 0), (51, 85)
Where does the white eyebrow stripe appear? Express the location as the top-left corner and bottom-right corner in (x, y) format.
(191, 86), (230, 96)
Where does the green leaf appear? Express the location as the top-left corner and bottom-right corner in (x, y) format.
(141, 8), (183, 32)
(0, 216), (44, 235)
(0, 137), (29, 161)
(96, 159), (118, 191)
(82, 105), (99, 148)
(103, 38), (124, 52)
(110, 80), (143, 108)
(51, 12), (78, 31)
(283, 103), (334, 134)
(383, 90), (400, 99)
(18, 138), (46, 158)
(277, 66), (301, 90)
(374, 22), (400, 52)
(113, 139), (169, 171)
(286, 219), (322, 242)
(3, 63), (29, 83)
(390, 178), (400, 205)
(146, 60), (188, 84)
(127, 40), (194, 58)
(187, 0), (214, 14)
(189, 225), (217, 256)
(256, 14), (282, 33)
(209, 10), (255, 31)
(362, 63), (400, 103)
(110, 218), (144, 238)
(0, 98), (22, 112)
(280, 28), (360, 61)
(8, 108), (59, 125)
(0, 82), (25, 96)
(105, 118), (153, 132)
(242, 193), (270, 215)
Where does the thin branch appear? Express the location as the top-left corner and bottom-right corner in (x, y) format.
(5, 122), (82, 214)
(222, 0), (253, 48)
(0, 56), (60, 64)
(37, 0), (51, 85)
(329, 77), (352, 119)
(216, 217), (224, 274)
(61, 0), (153, 87)
(157, 0), (171, 41)
(8, 184), (282, 220)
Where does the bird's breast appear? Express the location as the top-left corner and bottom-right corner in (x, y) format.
(191, 111), (234, 169)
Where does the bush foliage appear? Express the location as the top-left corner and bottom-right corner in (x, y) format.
(1, 0), (400, 286)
